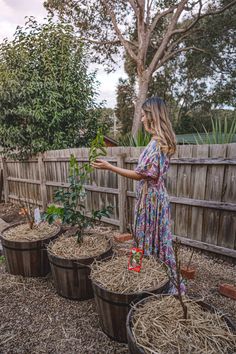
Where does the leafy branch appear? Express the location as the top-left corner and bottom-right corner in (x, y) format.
(44, 131), (112, 242)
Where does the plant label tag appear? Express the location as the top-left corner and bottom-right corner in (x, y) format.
(34, 207), (41, 224)
(128, 247), (144, 273)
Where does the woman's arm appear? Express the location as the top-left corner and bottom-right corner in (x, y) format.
(91, 159), (143, 181)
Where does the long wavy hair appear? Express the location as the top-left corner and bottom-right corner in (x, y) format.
(142, 96), (177, 157)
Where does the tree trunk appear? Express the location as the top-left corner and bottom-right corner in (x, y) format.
(131, 76), (149, 137)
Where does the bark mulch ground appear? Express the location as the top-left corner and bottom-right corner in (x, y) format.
(0, 263), (128, 354)
(0, 204), (235, 353)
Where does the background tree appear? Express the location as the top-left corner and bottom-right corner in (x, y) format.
(116, 1), (236, 134)
(0, 17), (102, 158)
(115, 78), (135, 135)
(44, 0), (236, 136)
(96, 107), (114, 134)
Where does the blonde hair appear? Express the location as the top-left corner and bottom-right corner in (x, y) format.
(142, 96), (177, 157)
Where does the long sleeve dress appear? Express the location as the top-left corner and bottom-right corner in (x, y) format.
(134, 138), (185, 294)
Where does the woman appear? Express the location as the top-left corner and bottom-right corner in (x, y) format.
(92, 96), (185, 294)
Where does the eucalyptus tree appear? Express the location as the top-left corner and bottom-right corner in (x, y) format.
(44, 0), (236, 136)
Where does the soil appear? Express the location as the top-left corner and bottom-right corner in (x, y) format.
(0, 203), (235, 353)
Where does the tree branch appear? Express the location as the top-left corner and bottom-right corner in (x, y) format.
(146, 0), (154, 26)
(79, 37), (138, 49)
(172, 0), (236, 36)
(164, 29), (199, 56)
(136, 0), (145, 7)
(129, 0), (139, 17)
(80, 37), (121, 45)
(148, 0), (188, 75)
(137, 0), (146, 70)
(100, 0), (138, 63)
(156, 45), (210, 70)
(148, 4), (178, 36)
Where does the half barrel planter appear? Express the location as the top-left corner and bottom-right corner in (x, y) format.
(92, 277), (170, 343)
(0, 222), (61, 277)
(126, 294), (236, 354)
(47, 238), (113, 300)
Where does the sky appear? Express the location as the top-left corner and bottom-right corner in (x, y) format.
(0, 0), (126, 108)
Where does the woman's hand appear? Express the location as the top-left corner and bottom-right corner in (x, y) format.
(91, 159), (142, 180)
(91, 159), (113, 170)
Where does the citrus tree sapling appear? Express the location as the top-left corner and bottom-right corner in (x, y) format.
(44, 131), (112, 242)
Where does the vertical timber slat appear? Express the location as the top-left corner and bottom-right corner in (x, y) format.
(38, 153), (47, 210)
(188, 145), (209, 241)
(2, 158), (9, 203)
(117, 152), (127, 233)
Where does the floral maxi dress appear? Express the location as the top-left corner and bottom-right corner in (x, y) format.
(134, 139), (185, 294)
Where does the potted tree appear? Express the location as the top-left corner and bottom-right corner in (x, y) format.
(90, 228), (170, 343)
(44, 132), (113, 300)
(0, 198), (61, 277)
(126, 240), (236, 353)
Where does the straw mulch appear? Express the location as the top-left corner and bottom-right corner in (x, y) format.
(131, 295), (236, 354)
(49, 232), (110, 259)
(2, 222), (58, 241)
(91, 255), (168, 294)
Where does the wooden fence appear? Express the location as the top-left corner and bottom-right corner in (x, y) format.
(0, 143), (236, 259)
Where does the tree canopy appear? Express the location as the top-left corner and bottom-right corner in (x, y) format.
(0, 17), (102, 158)
(116, 1), (236, 134)
(44, 0), (236, 136)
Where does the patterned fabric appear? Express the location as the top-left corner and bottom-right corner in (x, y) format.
(134, 139), (186, 294)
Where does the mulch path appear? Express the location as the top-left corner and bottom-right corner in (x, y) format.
(0, 203), (235, 353)
(180, 248), (236, 322)
(0, 266), (128, 354)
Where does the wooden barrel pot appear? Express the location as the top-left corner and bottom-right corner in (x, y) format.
(126, 294), (236, 354)
(0, 222), (61, 277)
(47, 239), (113, 300)
(91, 278), (169, 343)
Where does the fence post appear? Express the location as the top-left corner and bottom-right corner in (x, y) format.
(2, 158), (9, 203)
(38, 153), (47, 210)
(117, 153), (127, 233)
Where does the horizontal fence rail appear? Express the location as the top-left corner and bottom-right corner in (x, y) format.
(0, 143), (236, 259)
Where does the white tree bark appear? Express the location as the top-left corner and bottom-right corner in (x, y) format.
(132, 75), (149, 136)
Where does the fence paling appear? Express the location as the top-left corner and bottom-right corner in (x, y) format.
(0, 144), (236, 258)
(38, 153), (47, 210)
(2, 158), (9, 203)
(117, 152), (128, 233)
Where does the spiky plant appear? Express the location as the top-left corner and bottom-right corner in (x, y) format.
(119, 129), (151, 147)
(194, 116), (236, 144)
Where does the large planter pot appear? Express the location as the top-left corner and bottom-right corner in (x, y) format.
(126, 294), (236, 354)
(47, 238), (113, 300)
(92, 277), (169, 343)
(0, 222), (61, 277)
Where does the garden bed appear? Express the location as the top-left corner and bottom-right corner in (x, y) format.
(0, 204), (235, 353)
(1, 235), (235, 353)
